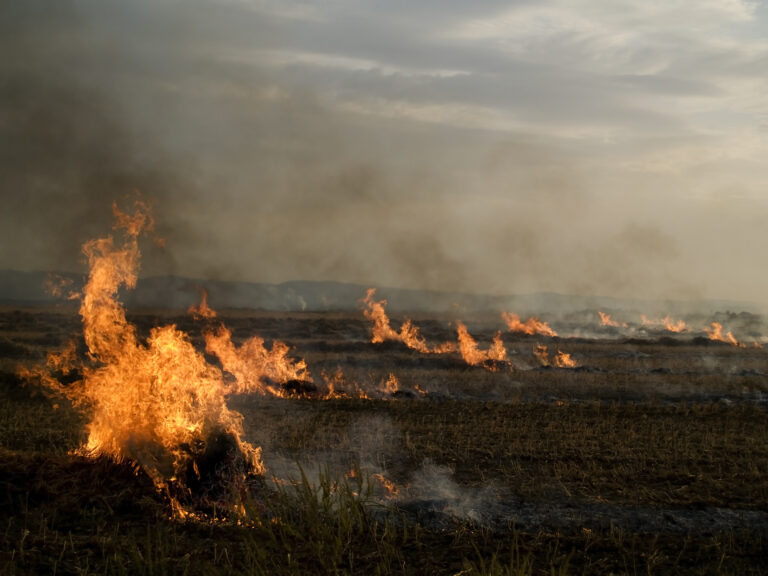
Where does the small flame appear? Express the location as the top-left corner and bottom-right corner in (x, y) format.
(44, 273), (80, 300)
(533, 344), (577, 368)
(598, 311), (626, 328)
(641, 314), (687, 333)
(704, 322), (743, 347)
(662, 316), (687, 333)
(554, 350), (578, 368)
(534, 344), (550, 367)
(456, 321), (507, 369)
(321, 368), (370, 399)
(188, 288), (217, 320)
(382, 373), (400, 395)
(371, 473), (400, 499)
(501, 312), (557, 337)
(362, 289), (429, 353)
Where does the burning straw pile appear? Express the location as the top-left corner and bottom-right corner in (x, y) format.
(22, 198), (311, 517)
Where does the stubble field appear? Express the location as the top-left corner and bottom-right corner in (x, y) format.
(1, 305), (768, 575)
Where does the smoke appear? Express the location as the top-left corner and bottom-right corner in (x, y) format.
(2, 1), (767, 305)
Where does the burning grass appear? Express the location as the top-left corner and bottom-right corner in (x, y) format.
(2, 368), (768, 574)
(3, 200), (768, 573)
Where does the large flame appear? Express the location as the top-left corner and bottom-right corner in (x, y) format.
(501, 312), (557, 337)
(21, 198), (313, 514)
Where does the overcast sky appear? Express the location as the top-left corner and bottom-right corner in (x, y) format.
(2, 0), (767, 303)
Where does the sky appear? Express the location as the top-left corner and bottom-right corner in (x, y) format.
(2, 0), (768, 303)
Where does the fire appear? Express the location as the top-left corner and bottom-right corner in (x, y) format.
(534, 344), (550, 367)
(21, 198), (314, 515)
(455, 321), (507, 369)
(598, 311), (626, 328)
(188, 288), (217, 319)
(641, 314), (687, 333)
(662, 316), (687, 333)
(554, 350), (578, 368)
(371, 473), (400, 499)
(501, 312), (557, 337)
(533, 344), (577, 368)
(362, 289), (429, 353)
(321, 368), (369, 399)
(44, 272), (79, 300)
(362, 289), (457, 354)
(203, 324), (312, 397)
(704, 322), (742, 347)
(382, 372), (400, 395)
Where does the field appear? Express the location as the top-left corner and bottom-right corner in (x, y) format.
(2, 305), (768, 575)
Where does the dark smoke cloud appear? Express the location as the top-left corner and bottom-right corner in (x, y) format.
(1, 1), (766, 305)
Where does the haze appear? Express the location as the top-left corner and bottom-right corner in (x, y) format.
(2, 1), (767, 304)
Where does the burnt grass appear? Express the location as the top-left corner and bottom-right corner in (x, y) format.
(2, 307), (768, 574)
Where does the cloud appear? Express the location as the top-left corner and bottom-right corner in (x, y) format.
(1, 0), (768, 304)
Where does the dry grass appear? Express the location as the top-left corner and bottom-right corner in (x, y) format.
(1, 307), (768, 574)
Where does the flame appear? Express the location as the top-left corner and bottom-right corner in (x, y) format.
(44, 272), (80, 300)
(188, 288), (217, 320)
(554, 350), (578, 368)
(598, 311), (626, 328)
(533, 344), (577, 368)
(704, 322), (743, 347)
(662, 316), (687, 333)
(20, 198), (315, 514)
(534, 344), (550, 367)
(321, 368), (368, 399)
(382, 373), (400, 395)
(641, 314), (687, 333)
(204, 324), (312, 397)
(501, 312), (557, 337)
(362, 289), (455, 354)
(371, 473), (400, 499)
(455, 321), (507, 369)
(362, 289), (428, 353)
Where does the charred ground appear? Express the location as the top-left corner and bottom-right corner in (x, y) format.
(1, 306), (768, 574)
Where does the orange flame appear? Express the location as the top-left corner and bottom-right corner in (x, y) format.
(533, 344), (577, 368)
(598, 311), (626, 328)
(371, 473), (400, 499)
(455, 321), (507, 369)
(203, 324), (312, 397)
(44, 273), (80, 300)
(641, 314), (687, 333)
(20, 198), (315, 514)
(662, 316), (687, 333)
(362, 289), (455, 354)
(382, 372), (400, 395)
(362, 289), (430, 353)
(321, 368), (368, 399)
(534, 344), (550, 367)
(188, 288), (217, 320)
(501, 312), (557, 337)
(704, 322), (742, 347)
(554, 350), (578, 368)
